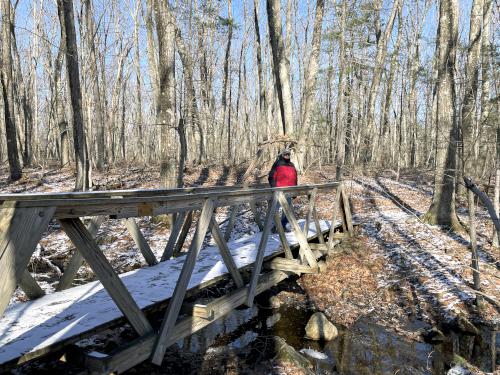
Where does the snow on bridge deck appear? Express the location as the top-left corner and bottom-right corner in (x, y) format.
(0, 220), (331, 366)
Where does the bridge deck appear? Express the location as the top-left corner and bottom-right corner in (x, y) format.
(0, 220), (330, 367)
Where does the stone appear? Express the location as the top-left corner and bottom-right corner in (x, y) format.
(269, 295), (281, 309)
(304, 312), (338, 341)
(447, 365), (473, 375)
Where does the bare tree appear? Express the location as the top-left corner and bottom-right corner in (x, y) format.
(1, 0), (22, 180)
(423, 0), (459, 228)
(58, 0), (90, 191)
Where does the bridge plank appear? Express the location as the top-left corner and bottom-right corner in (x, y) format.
(161, 211), (186, 261)
(59, 218), (153, 337)
(0, 204), (55, 318)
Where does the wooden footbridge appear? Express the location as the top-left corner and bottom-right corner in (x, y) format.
(0, 181), (353, 373)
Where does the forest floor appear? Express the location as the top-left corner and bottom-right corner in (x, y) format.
(0, 163), (499, 374)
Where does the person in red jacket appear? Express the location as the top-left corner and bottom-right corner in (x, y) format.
(268, 148), (297, 232)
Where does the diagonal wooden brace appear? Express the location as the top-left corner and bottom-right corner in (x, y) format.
(161, 211), (186, 261)
(60, 218), (153, 337)
(123, 218), (158, 266)
(303, 188), (318, 236)
(328, 185), (343, 250)
(246, 193), (279, 307)
(209, 215), (244, 288)
(151, 198), (215, 366)
(56, 216), (105, 291)
(276, 192), (318, 269)
(0, 203), (56, 317)
(272, 211), (293, 259)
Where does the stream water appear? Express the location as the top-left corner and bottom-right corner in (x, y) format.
(176, 298), (499, 374)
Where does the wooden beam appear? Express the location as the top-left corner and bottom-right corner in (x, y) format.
(209, 215), (244, 288)
(80, 270), (291, 374)
(151, 198), (215, 366)
(161, 211), (186, 261)
(272, 211), (293, 259)
(223, 205), (240, 242)
(340, 186), (354, 236)
(266, 258), (318, 274)
(276, 192), (318, 269)
(246, 193), (279, 307)
(122, 218), (157, 266)
(328, 186), (342, 250)
(0, 203), (56, 317)
(172, 211), (193, 257)
(56, 216), (105, 291)
(312, 207), (326, 246)
(303, 189), (318, 236)
(19, 270), (45, 299)
(59, 218), (153, 336)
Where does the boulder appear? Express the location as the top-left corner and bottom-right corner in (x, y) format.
(305, 312), (338, 341)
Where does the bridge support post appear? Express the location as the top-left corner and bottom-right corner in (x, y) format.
(0, 203), (56, 317)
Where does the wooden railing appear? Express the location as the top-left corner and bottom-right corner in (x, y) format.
(0, 181), (353, 372)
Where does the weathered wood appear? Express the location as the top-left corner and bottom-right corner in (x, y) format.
(151, 198), (215, 365)
(246, 193), (279, 307)
(20, 270), (45, 299)
(209, 215), (244, 288)
(276, 192), (318, 268)
(122, 218), (157, 266)
(161, 211), (186, 261)
(2, 183), (339, 220)
(328, 186), (342, 250)
(0, 204), (55, 317)
(308, 243), (329, 251)
(303, 188), (318, 235)
(340, 185), (354, 236)
(56, 216), (105, 291)
(249, 201), (264, 230)
(312, 207), (326, 246)
(172, 210), (193, 257)
(273, 211), (293, 259)
(59, 218), (153, 336)
(81, 269), (291, 374)
(266, 257), (318, 274)
(224, 204), (240, 241)
(191, 304), (214, 320)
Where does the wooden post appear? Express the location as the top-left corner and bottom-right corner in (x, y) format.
(273, 211), (293, 259)
(340, 186), (354, 236)
(246, 193), (279, 307)
(276, 192), (318, 268)
(20, 270), (45, 299)
(172, 211), (193, 257)
(60, 218), (153, 336)
(56, 216), (104, 291)
(224, 205), (240, 242)
(209, 215), (244, 288)
(123, 218), (158, 266)
(151, 198), (215, 366)
(328, 185), (342, 250)
(161, 211), (186, 261)
(312, 207), (326, 245)
(0, 203), (56, 317)
(303, 189), (318, 235)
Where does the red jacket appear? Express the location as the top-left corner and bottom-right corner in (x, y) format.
(268, 158), (298, 187)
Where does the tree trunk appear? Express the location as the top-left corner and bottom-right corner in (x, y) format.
(53, 34), (70, 166)
(154, 0), (179, 189)
(222, 0), (233, 160)
(461, 0), (484, 181)
(57, 0), (90, 191)
(423, 0), (459, 229)
(295, 0), (325, 172)
(1, 0), (22, 180)
(83, 0), (106, 170)
(363, 0), (400, 163)
(266, 0), (293, 136)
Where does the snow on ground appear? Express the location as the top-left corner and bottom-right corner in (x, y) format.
(0, 220), (330, 365)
